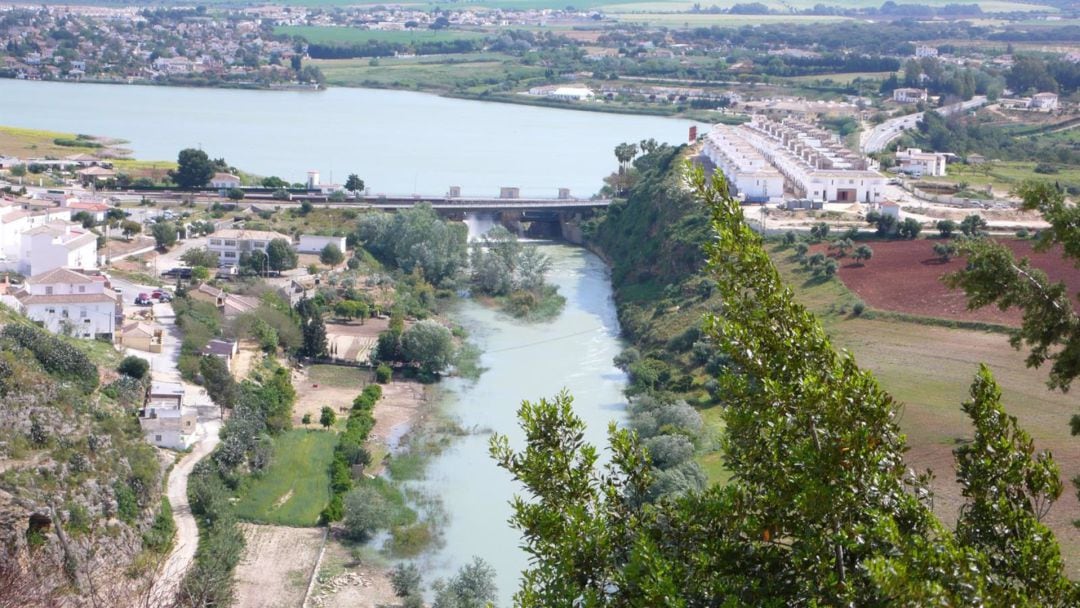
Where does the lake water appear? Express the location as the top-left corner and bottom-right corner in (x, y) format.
(414, 244), (627, 604)
(0, 79), (697, 197)
(1, 79), (677, 605)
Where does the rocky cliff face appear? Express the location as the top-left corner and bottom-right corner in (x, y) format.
(0, 316), (169, 605)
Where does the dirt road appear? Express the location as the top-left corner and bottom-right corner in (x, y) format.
(153, 419), (222, 606)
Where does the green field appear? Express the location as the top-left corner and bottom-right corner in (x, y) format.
(931, 159), (1080, 194)
(276, 25), (487, 45)
(780, 71), (895, 84)
(311, 54), (545, 92)
(234, 429), (336, 526)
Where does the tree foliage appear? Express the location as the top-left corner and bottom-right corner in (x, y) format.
(354, 205), (468, 285)
(171, 148), (215, 189)
(266, 238), (298, 271)
(490, 168), (1080, 607)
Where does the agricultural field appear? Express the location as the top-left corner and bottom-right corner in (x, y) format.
(820, 238), (1080, 326)
(932, 160), (1080, 194)
(311, 54), (545, 92)
(232, 523), (325, 608)
(769, 243), (1080, 576)
(276, 25), (487, 45)
(233, 429), (336, 526)
(780, 71), (895, 85)
(611, 13), (852, 26)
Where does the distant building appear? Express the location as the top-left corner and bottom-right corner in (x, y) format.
(893, 88), (928, 104)
(10, 268), (120, 340)
(207, 228), (290, 267)
(880, 201), (901, 219)
(120, 321), (163, 353)
(914, 45), (938, 58)
(298, 234), (347, 255)
(702, 125), (784, 203)
(19, 222), (98, 276)
(210, 173), (242, 189)
(189, 283), (259, 317)
(1029, 92), (1059, 111)
(895, 148), (947, 177)
(202, 339), (239, 370)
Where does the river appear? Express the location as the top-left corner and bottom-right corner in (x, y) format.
(414, 244), (627, 604)
(0, 79), (697, 197)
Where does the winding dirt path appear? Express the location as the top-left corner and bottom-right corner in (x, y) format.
(153, 419), (222, 606)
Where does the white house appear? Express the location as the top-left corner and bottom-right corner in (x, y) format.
(19, 222), (98, 277)
(140, 381), (196, 450)
(207, 228), (291, 267)
(297, 234), (347, 254)
(893, 88), (928, 104)
(914, 45), (938, 58)
(880, 201), (901, 219)
(895, 148), (947, 177)
(1029, 92), (1059, 111)
(0, 203), (72, 272)
(210, 172), (242, 189)
(11, 268), (120, 340)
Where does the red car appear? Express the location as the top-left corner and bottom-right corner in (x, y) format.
(135, 293), (152, 306)
(151, 290), (172, 302)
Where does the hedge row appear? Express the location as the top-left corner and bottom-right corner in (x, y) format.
(321, 384), (382, 522)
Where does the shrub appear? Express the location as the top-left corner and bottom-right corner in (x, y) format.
(376, 363), (392, 384)
(118, 355), (150, 380)
(1, 324), (99, 390)
(343, 485), (392, 540)
(853, 301), (866, 316)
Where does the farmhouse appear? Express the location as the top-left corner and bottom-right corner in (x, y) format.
(210, 172), (242, 189)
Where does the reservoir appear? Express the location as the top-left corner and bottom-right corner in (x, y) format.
(0, 79), (697, 197)
(1, 79), (686, 604)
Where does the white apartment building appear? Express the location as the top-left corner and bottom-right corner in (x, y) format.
(702, 125), (784, 203)
(895, 148), (947, 177)
(740, 117), (885, 204)
(140, 381), (197, 450)
(19, 222), (98, 276)
(0, 200), (72, 272)
(893, 88), (928, 104)
(207, 229), (291, 267)
(915, 45), (938, 58)
(10, 268), (120, 340)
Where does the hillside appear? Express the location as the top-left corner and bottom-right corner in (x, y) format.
(0, 306), (170, 605)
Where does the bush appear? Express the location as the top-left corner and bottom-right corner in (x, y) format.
(117, 355), (150, 380)
(853, 301), (866, 316)
(1, 324), (99, 390)
(376, 363), (392, 384)
(343, 485), (392, 540)
(143, 498), (176, 552)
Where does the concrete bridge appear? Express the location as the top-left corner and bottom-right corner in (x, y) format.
(357, 194), (611, 212)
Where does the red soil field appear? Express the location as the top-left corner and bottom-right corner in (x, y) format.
(820, 239), (1080, 326)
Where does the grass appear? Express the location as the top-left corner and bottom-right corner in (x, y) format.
(0, 125), (93, 158)
(931, 160), (1080, 193)
(780, 71), (895, 85)
(311, 54), (544, 92)
(234, 429), (337, 526)
(277, 25), (486, 45)
(308, 364), (372, 388)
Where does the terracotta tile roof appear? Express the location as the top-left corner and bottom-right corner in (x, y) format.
(26, 267), (95, 285)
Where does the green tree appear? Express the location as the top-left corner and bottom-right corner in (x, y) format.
(400, 320), (454, 375)
(937, 219), (957, 238)
(432, 557), (498, 608)
(120, 219), (142, 239)
(301, 314), (328, 359)
(343, 485), (392, 541)
(320, 243), (345, 266)
(181, 247), (220, 268)
(809, 221), (830, 241)
(200, 355), (238, 418)
(934, 241), (957, 261)
(391, 563), (423, 599)
(960, 213), (988, 236)
(852, 244), (874, 265)
(899, 217), (922, 239)
(151, 222), (178, 249)
(344, 174), (365, 194)
(170, 148), (215, 189)
(489, 168), (1080, 607)
(320, 406), (336, 429)
(117, 355), (149, 379)
(266, 238), (298, 271)
(830, 237), (853, 258)
(261, 176), (288, 189)
(191, 266), (210, 283)
(226, 188), (245, 201)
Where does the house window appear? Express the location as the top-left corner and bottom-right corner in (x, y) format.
(80, 308), (87, 318)
(224, 251), (236, 258)
(210, 239), (222, 246)
(155, 435), (162, 442)
(224, 240), (236, 247)
(78, 286), (85, 293)
(253, 241), (265, 248)
(45, 286), (53, 295)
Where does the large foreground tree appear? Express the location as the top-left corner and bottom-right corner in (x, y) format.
(491, 166), (1079, 607)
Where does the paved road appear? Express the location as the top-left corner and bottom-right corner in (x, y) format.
(862, 96), (987, 153)
(153, 418), (221, 607)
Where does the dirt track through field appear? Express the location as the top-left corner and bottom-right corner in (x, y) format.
(233, 524), (326, 608)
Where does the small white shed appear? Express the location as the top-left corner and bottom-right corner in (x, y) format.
(298, 235), (347, 254)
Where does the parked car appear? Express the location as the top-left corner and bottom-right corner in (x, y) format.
(134, 293), (152, 306)
(151, 290), (172, 302)
(161, 267), (192, 279)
